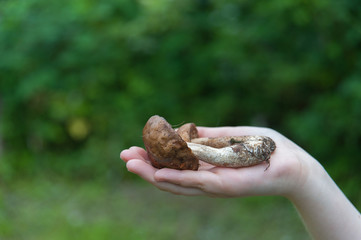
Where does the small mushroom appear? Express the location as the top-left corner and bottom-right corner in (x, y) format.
(176, 123), (198, 142)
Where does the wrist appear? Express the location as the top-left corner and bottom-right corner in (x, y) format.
(285, 155), (331, 204)
(281, 149), (327, 201)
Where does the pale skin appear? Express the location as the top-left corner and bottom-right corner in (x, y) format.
(120, 126), (361, 240)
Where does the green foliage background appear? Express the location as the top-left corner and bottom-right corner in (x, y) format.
(1, 0), (361, 197)
(1, 0), (361, 238)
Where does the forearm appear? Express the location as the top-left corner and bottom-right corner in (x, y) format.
(288, 160), (361, 240)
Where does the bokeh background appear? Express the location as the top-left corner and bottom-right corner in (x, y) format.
(1, 0), (361, 239)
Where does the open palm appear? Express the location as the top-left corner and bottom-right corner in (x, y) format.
(120, 126), (310, 198)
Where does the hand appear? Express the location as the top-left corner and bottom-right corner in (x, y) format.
(121, 126), (361, 240)
(120, 126), (315, 198)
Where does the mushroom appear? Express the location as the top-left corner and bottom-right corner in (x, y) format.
(142, 115), (276, 170)
(188, 136), (276, 169)
(142, 115), (199, 170)
(176, 123), (198, 142)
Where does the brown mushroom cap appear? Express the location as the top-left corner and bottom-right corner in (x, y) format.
(176, 123), (198, 142)
(142, 115), (199, 170)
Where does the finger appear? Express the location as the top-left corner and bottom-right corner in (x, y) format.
(126, 159), (156, 182)
(154, 168), (220, 191)
(120, 146), (148, 162)
(197, 126), (274, 138)
(130, 146), (149, 159)
(156, 182), (206, 196)
(127, 160), (204, 196)
(197, 126), (235, 138)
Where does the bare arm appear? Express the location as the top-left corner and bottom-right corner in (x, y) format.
(120, 126), (361, 240)
(288, 159), (361, 240)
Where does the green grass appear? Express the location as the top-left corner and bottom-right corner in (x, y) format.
(1, 177), (310, 240)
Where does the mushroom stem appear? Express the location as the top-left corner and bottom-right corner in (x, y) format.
(187, 142), (272, 168)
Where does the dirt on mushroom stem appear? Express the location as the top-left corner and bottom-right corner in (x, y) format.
(187, 137), (275, 168)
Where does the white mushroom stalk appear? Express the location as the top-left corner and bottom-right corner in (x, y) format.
(187, 139), (274, 169)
